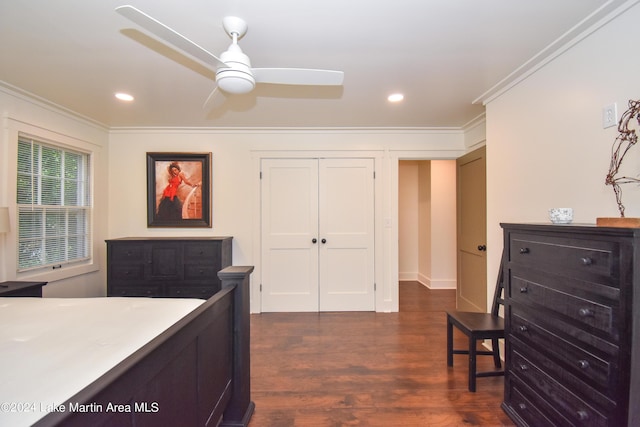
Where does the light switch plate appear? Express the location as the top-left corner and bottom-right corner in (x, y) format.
(603, 103), (618, 128)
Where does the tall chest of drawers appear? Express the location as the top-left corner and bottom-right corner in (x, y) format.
(106, 237), (232, 299)
(501, 223), (639, 427)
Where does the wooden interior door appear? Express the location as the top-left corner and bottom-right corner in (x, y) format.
(456, 146), (487, 312)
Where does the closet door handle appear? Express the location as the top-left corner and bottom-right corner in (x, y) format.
(312, 238), (317, 244)
(321, 238), (327, 244)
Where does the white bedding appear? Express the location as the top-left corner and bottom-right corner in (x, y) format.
(0, 297), (205, 426)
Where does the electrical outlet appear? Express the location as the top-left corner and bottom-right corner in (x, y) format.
(603, 103), (618, 128)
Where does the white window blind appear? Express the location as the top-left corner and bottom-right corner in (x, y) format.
(16, 135), (92, 272)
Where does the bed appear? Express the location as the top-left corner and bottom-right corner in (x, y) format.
(0, 266), (254, 427)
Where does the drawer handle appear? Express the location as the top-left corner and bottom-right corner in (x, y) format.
(580, 257), (593, 266)
(577, 360), (590, 370)
(518, 364), (529, 371)
(578, 308), (594, 317)
(519, 247), (530, 254)
(519, 287), (528, 293)
(519, 325), (528, 333)
(518, 403), (527, 411)
(576, 410), (589, 421)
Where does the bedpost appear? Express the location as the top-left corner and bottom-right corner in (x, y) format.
(219, 266), (255, 427)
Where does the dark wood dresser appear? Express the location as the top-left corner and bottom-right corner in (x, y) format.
(0, 281), (47, 297)
(106, 237), (232, 299)
(501, 223), (639, 427)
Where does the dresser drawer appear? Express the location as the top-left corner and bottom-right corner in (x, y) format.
(508, 374), (612, 427)
(510, 272), (619, 340)
(110, 243), (146, 263)
(184, 242), (218, 262)
(108, 286), (161, 297)
(510, 310), (615, 392)
(184, 264), (217, 281)
(509, 232), (618, 281)
(507, 380), (566, 427)
(509, 349), (610, 427)
(110, 264), (145, 281)
(167, 286), (216, 299)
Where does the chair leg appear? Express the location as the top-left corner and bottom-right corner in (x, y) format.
(446, 318), (454, 367)
(468, 336), (477, 392)
(492, 338), (502, 369)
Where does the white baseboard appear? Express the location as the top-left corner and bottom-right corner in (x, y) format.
(398, 272), (417, 281)
(399, 273), (456, 290)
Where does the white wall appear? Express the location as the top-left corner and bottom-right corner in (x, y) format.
(0, 87), (109, 296)
(429, 160), (457, 288)
(485, 3), (640, 309)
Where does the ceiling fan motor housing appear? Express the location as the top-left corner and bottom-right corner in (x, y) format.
(216, 47), (255, 94)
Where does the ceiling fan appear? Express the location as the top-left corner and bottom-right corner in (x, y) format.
(115, 5), (344, 108)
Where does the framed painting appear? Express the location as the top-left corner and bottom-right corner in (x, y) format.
(146, 152), (212, 228)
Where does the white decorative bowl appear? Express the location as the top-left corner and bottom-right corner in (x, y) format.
(549, 208), (573, 224)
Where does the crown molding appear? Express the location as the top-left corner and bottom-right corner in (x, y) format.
(474, 0), (640, 106)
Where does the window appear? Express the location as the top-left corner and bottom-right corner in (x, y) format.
(16, 135), (92, 272)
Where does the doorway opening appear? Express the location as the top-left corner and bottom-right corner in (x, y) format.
(398, 160), (457, 311)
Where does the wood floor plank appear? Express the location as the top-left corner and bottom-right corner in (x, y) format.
(249, 281), (515, 426)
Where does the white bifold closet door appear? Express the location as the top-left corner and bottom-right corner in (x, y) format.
(261, 158), (375, 312)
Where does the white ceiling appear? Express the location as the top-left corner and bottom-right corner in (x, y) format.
(0, 0), (619, 129)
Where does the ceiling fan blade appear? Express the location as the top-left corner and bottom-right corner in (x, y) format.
(202, 86), (227, 111)
(115, 5), (227, 69)
(252, 68), (344, 86)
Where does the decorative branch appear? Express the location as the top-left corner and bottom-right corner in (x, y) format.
(605, 99), (640, 217)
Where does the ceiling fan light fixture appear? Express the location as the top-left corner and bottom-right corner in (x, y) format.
(216, 69), (256, 94)
(115, 7), (344, 105)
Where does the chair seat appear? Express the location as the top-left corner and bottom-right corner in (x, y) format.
(446, 310), (504, 336)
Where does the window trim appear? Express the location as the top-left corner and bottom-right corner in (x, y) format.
(3, 118), (99, 282)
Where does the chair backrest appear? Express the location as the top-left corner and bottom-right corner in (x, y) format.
(490, 252), (506, 317)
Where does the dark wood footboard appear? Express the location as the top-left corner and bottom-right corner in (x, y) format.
(33, 266), (254, 427)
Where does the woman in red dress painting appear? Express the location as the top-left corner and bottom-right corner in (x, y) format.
(156, 162), (199, 220)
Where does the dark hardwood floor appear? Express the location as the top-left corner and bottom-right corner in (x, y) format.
(248, 282), (515, 426)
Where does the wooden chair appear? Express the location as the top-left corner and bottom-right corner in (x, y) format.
(446, 257), (505, 392)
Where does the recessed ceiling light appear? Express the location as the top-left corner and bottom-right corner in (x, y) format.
(115, 92), (134, 102)
(387, 93), (404, 103)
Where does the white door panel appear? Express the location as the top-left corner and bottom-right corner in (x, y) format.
(319, 158), (375, 311)
(261, 159), (319, 312)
